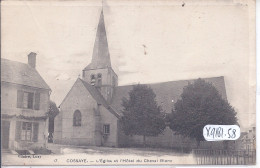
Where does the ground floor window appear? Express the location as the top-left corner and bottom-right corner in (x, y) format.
(103, 124), (110, 135)
(21, 122), (32, 141)
(16, 121), (39, 142)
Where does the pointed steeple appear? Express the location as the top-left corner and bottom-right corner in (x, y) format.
(84, 9), (111, 70)
(82, 3), (118, 103)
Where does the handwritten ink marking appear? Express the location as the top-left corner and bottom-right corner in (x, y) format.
(203, 125), (240, 141)
(206, 126), (211, 136)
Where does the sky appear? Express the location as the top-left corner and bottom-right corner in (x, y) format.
(1, 0), (256, 130)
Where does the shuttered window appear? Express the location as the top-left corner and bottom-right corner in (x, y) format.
(21, 122), (32, 141)
(34, 93), (40, 110)
(17, 90), (40, 110)
(17, 122), (39, 142)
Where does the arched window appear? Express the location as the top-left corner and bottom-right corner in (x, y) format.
(97, 73), (102, 86)
(73, 110), (81, 126)
(90, 74), (95, 86)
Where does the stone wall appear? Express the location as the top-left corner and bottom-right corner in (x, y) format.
(1, 83), (50, 117)
(54, 79), (119, 147)
(54, 79), (97, 146)
(1, 83), (49, 150)
(118, 127), (196, 148)
(99, 106), (119, 147)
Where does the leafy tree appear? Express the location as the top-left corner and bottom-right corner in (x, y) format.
(48, 100), (59, 135)
(120, 84), (166, 146)
(169, 78), (238, 147)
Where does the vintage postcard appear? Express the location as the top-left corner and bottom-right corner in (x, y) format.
(1, 0), (256, 166)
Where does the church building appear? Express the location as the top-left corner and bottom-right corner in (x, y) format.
(53, 9), (227, 148)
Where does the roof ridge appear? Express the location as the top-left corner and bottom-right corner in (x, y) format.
(1, 58), (51, 90)
(1, 58), (28, 65)
(79, 78), (120, 118)
(116, 76), (225, 88)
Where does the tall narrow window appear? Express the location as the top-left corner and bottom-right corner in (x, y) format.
(103, 124), (110, 135)
(97, 73), (102, 86)
(23, 92), (29, 108)
(22, 92), (33, 109)
(91, 74), (96, 86)
(73, 110), (81, 126)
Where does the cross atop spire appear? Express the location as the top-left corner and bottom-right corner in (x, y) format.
(102, 0), (104, 11)
(84, 5), (111, 70)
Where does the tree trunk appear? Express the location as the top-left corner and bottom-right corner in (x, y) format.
(143, 135), (146, 148)
(223, 141), (229, 150)
(196, 140), (200, 148)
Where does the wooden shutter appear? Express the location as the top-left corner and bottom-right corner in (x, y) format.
(34, 93), (40, 110)
(28, 92), (34, 109)
(17, 90), (24, 108)
(15, 121), (22, 141)
(32, 122), (39, 142)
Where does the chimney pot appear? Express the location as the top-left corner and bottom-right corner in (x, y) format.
(28, 52), (36, 68)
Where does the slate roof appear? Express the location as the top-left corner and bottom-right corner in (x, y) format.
(79, 78), (120, 118)
(84, 10), (111, 70)
(81, 11), (227, 118)
(1, 58), (51, 90)
(62, 76), (226, 118)
(110, 76), (227, 116)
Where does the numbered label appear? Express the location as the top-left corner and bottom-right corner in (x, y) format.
(203, 125), (240, 141)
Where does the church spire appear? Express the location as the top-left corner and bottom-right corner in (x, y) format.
(82, 2), (118, 102)
(84, 6), (111, 70)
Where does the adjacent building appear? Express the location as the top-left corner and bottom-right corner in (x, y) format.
(53, 9), (227, 148)
(1, 53), (51, 150)
(235, 127), (256, 151)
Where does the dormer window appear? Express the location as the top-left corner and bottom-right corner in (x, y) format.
(91, 74), (96, 86)
(97, 73), (102, 86)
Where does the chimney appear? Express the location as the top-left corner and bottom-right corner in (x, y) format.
(28, 52), (36, 68)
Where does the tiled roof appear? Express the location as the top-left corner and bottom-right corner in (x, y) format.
(110, 76), (227, 116)
(79, 79), (120, 118)
(1, 58), (51, 90)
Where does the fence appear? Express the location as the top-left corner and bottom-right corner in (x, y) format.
(193, 149), (256, 165)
